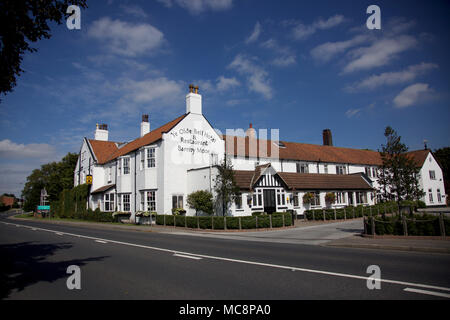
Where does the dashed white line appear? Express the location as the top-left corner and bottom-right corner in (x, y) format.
(404, 288), (450, 299)
(95, 240), (108, 244)
(173, 253), (202, 260)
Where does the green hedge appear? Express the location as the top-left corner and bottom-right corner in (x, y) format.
(155, 212), (292, 230)
(365, 214), (450, 236)
(305, 201), (404, 221)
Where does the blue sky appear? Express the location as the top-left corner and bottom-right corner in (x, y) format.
(1, 0), (450, 196)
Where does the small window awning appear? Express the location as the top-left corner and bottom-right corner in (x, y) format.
(91, 184), (115, 194)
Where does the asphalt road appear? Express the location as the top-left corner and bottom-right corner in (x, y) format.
(1, 215), (450, 300)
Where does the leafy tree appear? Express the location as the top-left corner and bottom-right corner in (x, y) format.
(22, 152), (78, 211)
(378, 126), (423, 206)
(214, 156), (240, 216)
(434, 147), (450, 194)
(0, 0), (88, 98)
(187, 190), (214, 216)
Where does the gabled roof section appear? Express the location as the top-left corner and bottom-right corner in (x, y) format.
(405, 149), (430, 168)
(233, 166), (373, 191)
(87, 139), (119, 164)
(223, 135), (382, 166)
(100, 114), (188, 164)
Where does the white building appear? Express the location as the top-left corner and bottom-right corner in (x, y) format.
(74, 86), (446, 220)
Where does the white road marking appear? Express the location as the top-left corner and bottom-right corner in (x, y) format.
(56, 232), (64, 235)
(404, 288), (450, 299)
(95, 240), (108, 244)
(173, 253), (202, 260)
(2, 220), (450, 293)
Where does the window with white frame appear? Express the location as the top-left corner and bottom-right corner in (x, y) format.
(336, 165), (346, 175)
(276, 189), (286, 206)
(172, 195), (183, 209)
(147, 148), (156, 168)
(293, 192), (299, 207)
(235, 193), (242, 209)
(437, 189), (442, 203)
(123, 157), (130, 175)
(140, 150), (145, 170)
(365, 167), (371, 177)
(140, 191), (145, 211)
(429, 170), (436, 180)
(108, 167), (112, 183)
(355, 192), (367, 204)
(324, 164), (328, 174)
(123, 194), (130, 211)
(335, 192), (345, 204)
(117, 159), (121, 176)
(147, 190), (156, 211)
(429, 189), (433, 203)
(311, 192), (321, 207)
(104, 193), (114, 212)
(296, 163), (309, 173)
(117, 194), (121, 211)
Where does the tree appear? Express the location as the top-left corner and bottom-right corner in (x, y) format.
(22, 152), (78, 211)
(378, 126), (423, 206)
(187, 190), (214, 216)
(0, 0), (88, 98)
(214, 155), (240, 216)
(434, 147), (450, 194)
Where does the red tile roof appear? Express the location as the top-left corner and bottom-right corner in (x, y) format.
(223, 135), (382, 165)
(94, 114), (187, 164)
(88, 140), (119, 164)
(405, 149), (430, 168)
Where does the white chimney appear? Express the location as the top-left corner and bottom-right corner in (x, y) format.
(141, 114), (150, 137)
(245, 123), (256, 139)
(186, 84), (202, 115)
(94, 123), (109, 141)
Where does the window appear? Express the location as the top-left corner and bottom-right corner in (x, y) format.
(147, 191), (156, 211)
(211, 153), (218, 166)
(123, 158), (130, 175)
(257, 190), (262, 206)
(336, 165), (346, 175)
(108, 167), (112, 183)
(437, 189), (442, 203)
(140, 191), (145, 211)
(235, 193), (242, 209)
(276, 190), (286, 206)
(335, 192), (345, 204)
(104, 193), (114, 212)
(123, 194), (130, 211)
(172, 195), (183, 209)
(311, 192), (321, 207)
(429, 189), (434, 203)
(355, 192), (367, 204)
(147, 148), (156, 168)
(324, 165), (328, 174)
(117, 159), (121, 176)
(372, 167), (377, 178)
(365, 167), (371, 177)
(117, 194), (121, 211)
(296, 163), (309, 173)
(293, 192), (299, 207)
(429, 170), (436, 180)
(140, 150), (144, 170)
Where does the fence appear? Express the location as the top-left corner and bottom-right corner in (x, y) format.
(363, 213), (449, 237)
(304, 203), (400, 222)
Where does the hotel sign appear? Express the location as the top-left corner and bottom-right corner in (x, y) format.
(170, 127), (217, 155)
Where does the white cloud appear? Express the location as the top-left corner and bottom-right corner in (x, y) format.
(245, 22), (262, 44)
(0, 140), (57, 160)
(393, 83), (433, 108)
(88, 17), (164, 57)
(216, 76), (240, 91)
(260, 39), (296, 67)
(228, 54), (272, 99)
(119, 77), (184, 105)
(347, 62), (438, 91)
(310, 34), (371, 62)
(342, 35), (418, 73)
(157, 0), (233, 14)
(345, 108), (362, 118)
(120, 5), (148, 18)
(292, 15), (346, 40)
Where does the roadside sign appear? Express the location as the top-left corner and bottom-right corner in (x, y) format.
(37, 205), (50, 211)
(86, 175), (93, 185)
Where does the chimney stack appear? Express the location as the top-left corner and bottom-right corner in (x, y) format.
(245, 123), (257, 140)
(141, 114), (150, 137)
(323, 129), (333, 146)
(94, 123), (109, 141)
(186, 84), (202, 115)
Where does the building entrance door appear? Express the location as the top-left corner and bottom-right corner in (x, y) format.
(263, 189), (276, 214)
